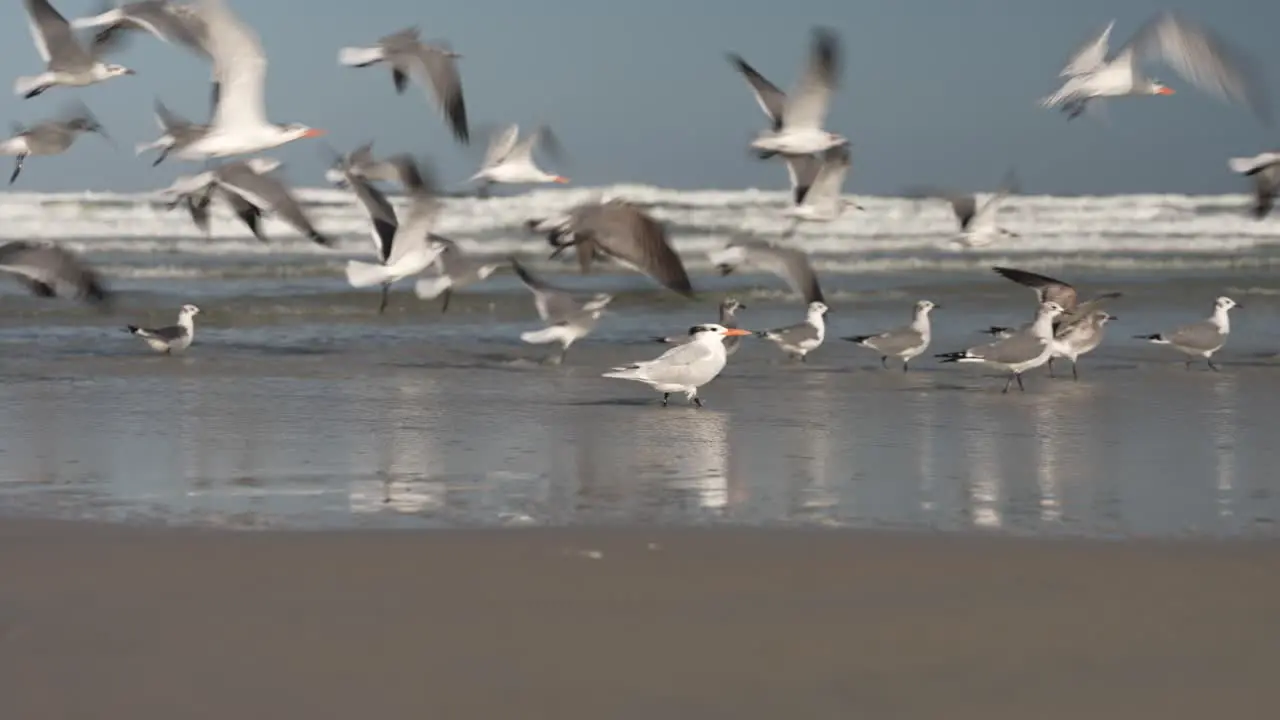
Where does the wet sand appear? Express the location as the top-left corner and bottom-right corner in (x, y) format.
(1, 519), (1277, 718)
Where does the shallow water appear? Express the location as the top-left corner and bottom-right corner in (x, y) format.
(1, 260), (1278, 537)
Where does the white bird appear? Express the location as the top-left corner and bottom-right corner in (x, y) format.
(1, 103), (112, 184)
(604, 324), (752, 408)
(344, 156), (446, 294)
(1048, 309), (1116, 380)
(708, 238), (824, 304)
(936, 301), (1067, 393)
(1228, 152), (1280, 219)
(943, 177), (1020, 248)
(126, 304), (201, 354)
(512, 259), (612, 365)
(0, 240), (111, 307)
(329, 161), (399, 312)
(1135, 296), (1240, 371)
(1041, 12), (1271, 124)
(16, 0), (136, 98)
(174, 0), (325, 159)
(756, 300), (829, 362)
(655, 298), (747, 356)
(842, 300), (937, 372)
(782, 146), (860, 234)
(729, 27), (848, 157)
(338, 27), (469, 144)
(469, 124), (568, 194)
(412, 236), (507, 313)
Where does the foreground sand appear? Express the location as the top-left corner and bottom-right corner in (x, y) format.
(1, 520), (1278, 718)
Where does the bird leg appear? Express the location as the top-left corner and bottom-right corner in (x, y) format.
(9, 154), (26, 184)
(1016, 373), (1026, 391)
(902, 360), (909, 373)
(1185, 360), (1194, 371)
(378, 284), (390, 314)
(693, 397), (704, 408)
(661, 393), (670, 407)
(1072, 360), (1080, 381)
(880, 356), (888, 369)
(1208, 359), (1221, 372)
(1047, 357), (1056, 377)
(440, 288), (453, 313)
(1001, 374), (1014, 394)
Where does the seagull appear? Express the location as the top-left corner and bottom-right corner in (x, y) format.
(512, 258), (612, 365)
(71, 1), (209, 58)
(1, 103), (112, 184)
(331, 162), (399, 313)
(126, 304), (200, 354)
(172, 157), (333, 247)
(323, 141), (404, 187)
(604, 324), (752, 408)
(135, 99), (208, 167)
(942, 173), (1020, 248)
(1228, 152), (1280, 219)
(16, 0), (136, 98)
(655, 298), (747, 356)
(1135, 296), (1239, 371)
(527, 199), (694, 298)
(987, 266), (1123, 331)
(157, 157), (280, 241)
(173, 0), (325, 159)
(338, 27), (469, 144)
(936, 301), (1067, 393)
(782, 145), (860, 234)
(1048, 309), (1116, 380)
(1041, 12), (1271, 124)
(756, 300), (829, 362)
(412, 236), (507, 312)
(729, 27), (847, 157)
(344, 156), (446, 295)
(708, 238), (824, 304)
(0, 241), (111, 307)
(842, 300), (937, 372)
(469, 124), (567, 195)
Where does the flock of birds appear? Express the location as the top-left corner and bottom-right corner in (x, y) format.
(0, 1), (1272, 406)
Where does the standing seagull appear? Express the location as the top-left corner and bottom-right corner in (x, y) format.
(1041, 12), (1271, 124)
(1228, 152), (1280, 219)
(344, 156), (446, 295)
(1049, 310), (1116, 380)
(135, 99), (208, 167)
(756, 300), (829, 362)
(412, 237), (507, 313)
(655, 298), (748, 357)
(936, 302), (1067, 393)
(843, 300), (937, 372)
(1, 104), (112, 184)
(528, 199), (695, 298)
(708, 238), (824, 304)
(729, 27), (847, 157)
(15, 0), (136, 98)
(126, 304), (201, 355)
(782, 146), (860, 234)
(0, 241), (111, 307)
(604, 324), (753, 408)
(338, 27), (469, 144)
(512, 259), (613, 365)
(469, 124), (567, 195)
(1135, 296), (1240, 371)
(173, 0), (325, 159)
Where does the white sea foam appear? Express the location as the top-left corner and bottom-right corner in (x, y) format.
(3, 185), (1278, 273)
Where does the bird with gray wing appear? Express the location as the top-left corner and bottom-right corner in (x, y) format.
(527, 199), (694, 298)
(0, 241), (111, 308)
(338, 27), (468, 144)
(986, 265), (1123, 334)
(655, 297), (747, 356)
(1135, 296), (1239, 371)
(330, 161), (399, 313)
(323, 141), (406, 188)
(1228, 152), (1280, 219)
(344, 155), (447, 293)
(707, 238), (824, 304)
(1, 103), (112, 184)
(756, 300), (829, 362)
(1049, 310), (1116, 380)
(412, 236), (507, 313)
(135, 98), (208, 167)
(512, 258), (612, 365)
(782, 145), (861, 235)
(71, 1), (210, 58)
(843, 300), (937, 372)
(16, 0), (137, 98)
(936, 301), (1067, 393)
(125, 303), (200, 354)
(469, 124), (568, 196)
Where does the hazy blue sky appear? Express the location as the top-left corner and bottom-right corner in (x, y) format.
(1, 0), (1277, 195)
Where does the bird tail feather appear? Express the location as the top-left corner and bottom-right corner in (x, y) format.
(520, 327), (562, 345)
(1135, 333), (1168, 344)
(338, 46), (384, 67)
(345, 260), (393, 288)
(843, 335), (873, 345)
(413, 275), (453, 300)
(13, 75), (48, 98)
(935, 350), (981, 364)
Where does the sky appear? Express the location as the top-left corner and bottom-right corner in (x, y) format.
(0, 0), (1278, 195)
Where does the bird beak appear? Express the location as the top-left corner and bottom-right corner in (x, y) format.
(125, 68), (137, 75)
(723, 329), (752, 336)
(1157, 86), (1175, 96)
(932, 304), (942, 310)
(1108, 316), (1119, 321)
(303, 128), (327, 138)
(553, 176), (570, 184)
(1234, 303), (1244, 309)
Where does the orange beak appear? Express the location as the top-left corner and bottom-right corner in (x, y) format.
(723, 328), (752, 336)
(1156, 86), (1175, 96)
(303, 128), (327, 138)
(553, 176), (570, 184)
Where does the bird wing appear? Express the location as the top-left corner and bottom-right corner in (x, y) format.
(215, 164), (325, 244)
(0, 240), (110, 306)
(346, 173), (398, 262)
(199, 0), (270, 132)
(153, 98), (194, 131)
(482, 124), (520, 168)
(783, 153), (821, 205)
(781, 27), (841, 132)
(804, 145), (851, 206)
(863, 327), (925, 356)
(28, 0), (93, 70)
(1164, 320), (1226, 351)
(635, 337), (717, 375)
(991, 266), (1077, 308)
(511, 258), (579, 323)
(947, 195), (978, 230)
(578, 203), (694, 297)
(408, 45), (469, 143)
(1060, 19), (1115, 76)
(726, 54), (787, 129)
(1252, 164), (1280, 218)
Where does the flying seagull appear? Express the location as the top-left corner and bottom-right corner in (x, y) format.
(135, 99), (209, 166)
(344, 155), (448, 296)
(512, 258), (612, 365)
(0, 241), (111, 308)
(469, 124), (568, 195)
(708, 238), (824, 304)
(1228, 152), (1280, 219)
(412, 236), (507, 313)
(1, 103), (112, 184)
(781, 146), (860, 234)
(16, 0), (136, 98)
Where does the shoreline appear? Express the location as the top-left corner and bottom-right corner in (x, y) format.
(2, 518), (1278, 718)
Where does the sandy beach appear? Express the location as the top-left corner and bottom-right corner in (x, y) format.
(0, 520), (1276, 718)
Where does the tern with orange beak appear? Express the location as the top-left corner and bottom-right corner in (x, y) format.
(174, 0), (325, 159)
(603, 324), (752, 408)
(469, 124), (568, 196)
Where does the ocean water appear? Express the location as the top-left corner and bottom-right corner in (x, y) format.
(0, 186), (1279, 536)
